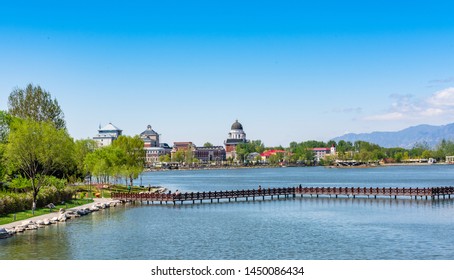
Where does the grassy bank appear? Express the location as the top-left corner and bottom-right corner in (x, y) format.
(0, 198), (94, 225)
(0, 184), (162, 225)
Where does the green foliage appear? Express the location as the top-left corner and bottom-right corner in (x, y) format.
(159, 154), (171, 163)
(4, 119), (74, 206)
(85, 136), (145, 186)
(112, 135), (145, 186)
(236, 140), (265, 162)
(8, 84), (66, 130)
(9, 176), (31, 191)
(203, 142), (213, 147)
(172, 150), (185, 163)
(287, 140), (321, 163)
(0, 185), (74, 216)
(73, 139), (97, 178)
(0, 111), (13, 144)
(434, 139), (454, 161)
(268, 153), (284, 165)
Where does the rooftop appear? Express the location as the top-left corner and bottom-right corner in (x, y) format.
(99, 123), (122, 132)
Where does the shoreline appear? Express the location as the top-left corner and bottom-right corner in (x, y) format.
(145, 162), (448, 172)
(0, 198), (117, 238)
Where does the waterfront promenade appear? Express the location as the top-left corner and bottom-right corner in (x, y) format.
(112, 186), (454, 205)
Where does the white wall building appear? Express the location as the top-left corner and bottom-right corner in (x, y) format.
(93, 123), (122, 147)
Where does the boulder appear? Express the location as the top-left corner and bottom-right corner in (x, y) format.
(0, 228), (11, 239)
(35, 220), (45, 227)
(21, 220), (36, 227)
(57, 213), (68, 222)
(15, 226), (26, 233)
(50, 217), (59, 223)
(46, 203), (56, 210)
(26, 224), (38, 230)
(77, 209), (89, 216)
(43, 219), (51, 225)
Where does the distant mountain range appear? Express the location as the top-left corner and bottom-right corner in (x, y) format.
(332, 123), (454, 149)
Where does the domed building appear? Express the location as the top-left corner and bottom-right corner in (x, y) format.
(140, 125), (160, 148)
(140, 125), (171, 166)
(224, 120), (248, 160)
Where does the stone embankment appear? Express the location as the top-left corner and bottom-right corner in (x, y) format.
(0, 198), (121, 239)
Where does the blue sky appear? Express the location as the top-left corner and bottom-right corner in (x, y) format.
(1, 1), (454, 147)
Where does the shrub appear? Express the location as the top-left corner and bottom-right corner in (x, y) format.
(0, 185), (75, 215)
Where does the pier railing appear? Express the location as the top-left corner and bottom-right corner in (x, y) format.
(111, 186), (454, 204)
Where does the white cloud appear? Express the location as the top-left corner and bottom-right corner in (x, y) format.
(364, 112), (404, 121)
(428, 87), (454, 106)
(420, 108), (444, 116)
(364, 88), (454, 123)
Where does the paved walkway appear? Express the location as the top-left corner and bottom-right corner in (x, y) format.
(1, 198), (112, 230)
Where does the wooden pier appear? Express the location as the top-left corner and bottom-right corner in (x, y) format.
(112, 186), (454, 205)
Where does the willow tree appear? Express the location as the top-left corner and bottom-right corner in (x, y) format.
(4, 119), (74, 211)
(8, 83), (66, 130)
(73, 139), (97, 179)
(112, 135), (145, 187)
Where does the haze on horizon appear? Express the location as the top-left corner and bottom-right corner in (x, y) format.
(1, 1), (454, 147)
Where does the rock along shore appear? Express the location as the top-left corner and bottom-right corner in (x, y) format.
(0, 198), (121, 239)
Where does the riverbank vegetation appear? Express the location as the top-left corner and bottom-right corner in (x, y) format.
(0, 84), (146, 217)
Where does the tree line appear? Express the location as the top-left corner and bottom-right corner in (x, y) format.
(236, 138), (454, 166)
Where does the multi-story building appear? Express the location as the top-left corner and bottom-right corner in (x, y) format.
(194, 146), (226, 163)
(172, 142), (195, 152)
(312, 145), (336, 162)
(224, 120), (248, 160)
(93, 123), (122, 147)
(139, 125), (171, 166)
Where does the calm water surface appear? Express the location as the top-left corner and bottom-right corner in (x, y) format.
(1, 165), (454, 260)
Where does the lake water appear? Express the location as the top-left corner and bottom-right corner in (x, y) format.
(1, 165), (454, 260)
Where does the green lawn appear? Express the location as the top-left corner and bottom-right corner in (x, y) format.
(0, 199), (94, 226)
